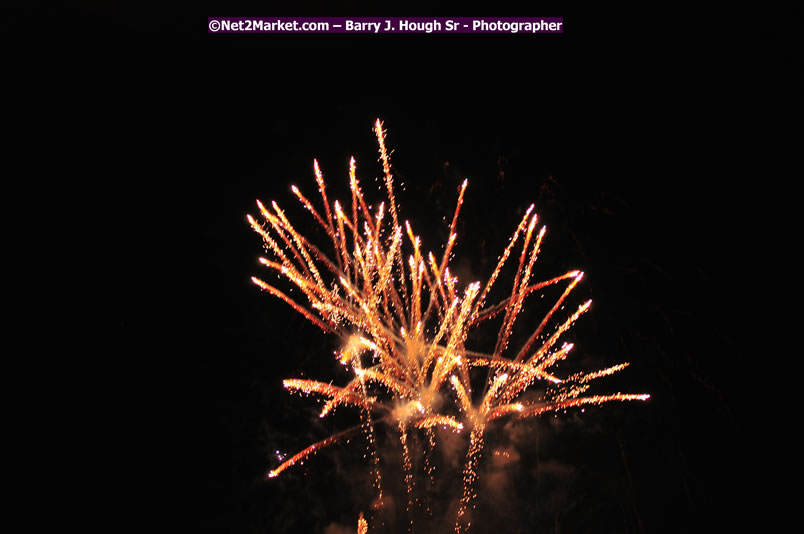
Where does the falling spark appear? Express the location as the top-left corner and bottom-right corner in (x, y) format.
(248, 120), (648, 532)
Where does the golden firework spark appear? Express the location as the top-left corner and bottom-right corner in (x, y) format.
(249, 119), (649, 532)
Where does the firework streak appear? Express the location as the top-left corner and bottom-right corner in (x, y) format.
(248, 120), (649, 532)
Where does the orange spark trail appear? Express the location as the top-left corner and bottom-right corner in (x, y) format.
(518, 394), (651, 419)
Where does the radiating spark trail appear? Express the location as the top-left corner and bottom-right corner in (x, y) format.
(251, 277), (333, 333)
(266, 419), (381, 479)
(282, 378), (379, 415)
(518, 393), (651, 419)
(249, 119), (648, 533)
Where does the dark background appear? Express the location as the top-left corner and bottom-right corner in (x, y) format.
(199, 6), (794, 534)
(11, 3), (794, 533)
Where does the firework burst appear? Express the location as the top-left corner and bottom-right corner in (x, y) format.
(248, 120), (649, 532)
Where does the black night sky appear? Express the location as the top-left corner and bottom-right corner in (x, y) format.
(25, 3), (789, 533)
(197, 6), (797, 533)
